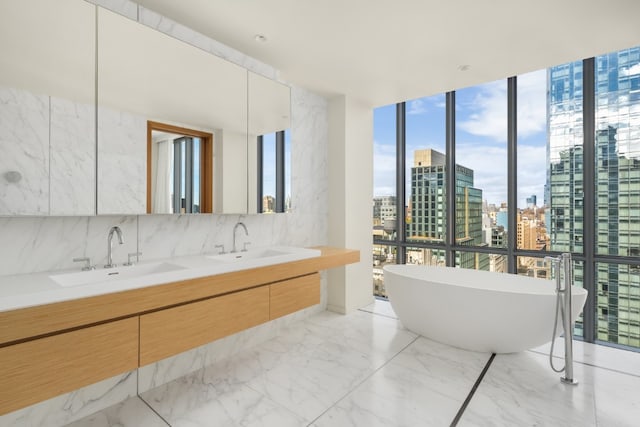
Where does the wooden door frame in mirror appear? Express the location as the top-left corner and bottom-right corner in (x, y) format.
(146, 121), (213, 214)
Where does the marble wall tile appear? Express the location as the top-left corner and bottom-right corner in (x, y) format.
(0, 87), (50, 215)
(0, 215), (137, 276)
(0, 371), (136, 427)
(97, 107), (146, 215)
(50, 97), (95, 216)
(289, 87), (329, 247)
(138, 213), (230, 260)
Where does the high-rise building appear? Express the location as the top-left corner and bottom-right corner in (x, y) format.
(517, 213), (538, 251)
(526, 194), (537, 208)
(408, 149), (488, 270)
(262, 195), (275, 213)
(548, 46), (640, 346)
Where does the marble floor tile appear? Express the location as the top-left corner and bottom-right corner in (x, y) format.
(591, 363), (640, 427)
(140, 364), (305, 427)
(458, 351), (599, 427)
(532, 337), (640, 377)
(48, 307), (640, 427)
(359, 299), (398, 319)
(139, 311), (404, 425)
(63, 396), (167, 427)
(242, 332), (382, 422)
(313, 337), (491, 427)
(301, 310), (418, 366)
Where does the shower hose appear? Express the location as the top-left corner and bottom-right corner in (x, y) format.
(549, 284), (566, 373)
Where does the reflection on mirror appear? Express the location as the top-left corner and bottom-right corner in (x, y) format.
(257, 130), (292, 213)
(148, 122), (213, 214)
(0, 0), (95, 216)
(247, 72), (292, 214)
(97, 6), (248, 215)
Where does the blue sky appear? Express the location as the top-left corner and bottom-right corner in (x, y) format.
(374, 69), (548, 208)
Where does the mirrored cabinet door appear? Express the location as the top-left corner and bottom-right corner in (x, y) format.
(0, 0), (96, 216)
(97, 7), (248, 215)
(247, 72), (291, 214)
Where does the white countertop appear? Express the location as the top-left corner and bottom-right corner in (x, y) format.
(0, 246), (321, 313)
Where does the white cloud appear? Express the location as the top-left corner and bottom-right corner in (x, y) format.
(407, 94), (447, 115)
(517, 69), (547, 138)
(455, 141), (547, 206)
(516, 143), (547, 206)
(456, 143), (508, 204)
(407, 99), (427, 115)
(457, 70), (547, 141)
(458, 80), (508, 141)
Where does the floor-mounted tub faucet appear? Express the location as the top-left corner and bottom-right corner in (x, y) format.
(105, 226), (124, 268)
(231, 222), (249, 253)
(545, 253), (578, 385)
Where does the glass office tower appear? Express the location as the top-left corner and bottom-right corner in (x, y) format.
(548, 47), (640, 347)
(408, 149), (488, 270)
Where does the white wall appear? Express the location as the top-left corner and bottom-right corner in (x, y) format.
(327, 96), (374, 314)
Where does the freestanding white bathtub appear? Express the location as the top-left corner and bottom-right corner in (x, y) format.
(384, 265), (588, 354)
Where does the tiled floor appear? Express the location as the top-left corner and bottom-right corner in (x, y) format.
(67, 299), (640, 427)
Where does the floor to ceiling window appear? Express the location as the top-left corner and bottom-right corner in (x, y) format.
(373, 44), (640, 350)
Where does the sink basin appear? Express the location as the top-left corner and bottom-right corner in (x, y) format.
(50, 262), (186, 287)
(207, 248), (292, 263)
(206, 246), (320, 265)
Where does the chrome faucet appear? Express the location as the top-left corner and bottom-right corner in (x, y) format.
(231, 222), (249, 253)
(105, 226), (124, 268)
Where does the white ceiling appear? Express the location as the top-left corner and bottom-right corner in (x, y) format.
(137, 0), (640, 107)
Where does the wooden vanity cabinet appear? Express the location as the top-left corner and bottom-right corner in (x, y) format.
(139, 286), (270, 366)
(270, 273), (320, 319)
(0, 317), (138, 415)
(0, 247), (358, 416)
(139, 272), (321, 366)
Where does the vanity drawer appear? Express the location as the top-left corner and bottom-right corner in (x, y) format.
(139, 286), (270, 366)
(0, 317), (138, 415)
(270, 273), (320, 320)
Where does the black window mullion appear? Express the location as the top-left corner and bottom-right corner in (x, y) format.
(184, 137), (193, 213)
(172, 139), (182, 214)
(256, 135), (263, 213)
(396, 102), (406, 264)
(275, 130), (285, 213)
(507, 77), (518, 274)
(445, 91), (456, 266)
(582, 57), (596, 343)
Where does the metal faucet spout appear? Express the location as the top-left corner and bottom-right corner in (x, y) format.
(105, 226), (124, 268)
(232, 222), (249, 253)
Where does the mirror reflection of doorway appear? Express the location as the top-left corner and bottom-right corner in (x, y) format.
(147, 121), (213, 214)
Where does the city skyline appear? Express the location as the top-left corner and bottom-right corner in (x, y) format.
(373, 45), (640, 347)
(373, 69), (548, 208)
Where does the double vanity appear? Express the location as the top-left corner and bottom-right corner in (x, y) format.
(0, 244), (359, 416)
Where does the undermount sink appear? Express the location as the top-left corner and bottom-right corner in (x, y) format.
(50, 262), (186, 288)
(206, 246), (320, 264)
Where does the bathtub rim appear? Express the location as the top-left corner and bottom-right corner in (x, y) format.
(383, 264), (588, 297)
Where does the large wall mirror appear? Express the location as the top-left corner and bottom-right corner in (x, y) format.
(97, 7), (248, 215)
(0, 0), (292, 217)
(0, 0), (96, 216)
